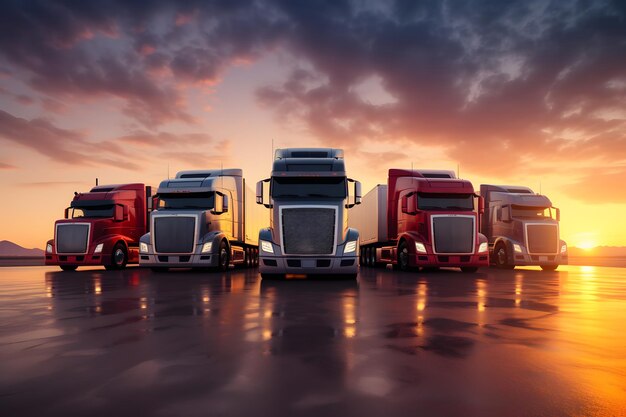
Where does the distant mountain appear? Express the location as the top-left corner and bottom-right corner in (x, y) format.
(0, 240), (44, 257)
(569, 246), (626, 257)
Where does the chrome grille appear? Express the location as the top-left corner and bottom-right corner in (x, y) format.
(282, 208), (335, 255)
(154, 216), (196, 254)
(56, 224), (89, 254)
(527, 224), (558, 254)
(432, 216), (474, 254)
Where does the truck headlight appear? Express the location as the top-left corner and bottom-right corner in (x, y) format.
(46, 243), (53, 253)
(201, 242), (213, 253)
(344, 240), (357, 253)
(478, 242), (488, 253)
(140, 242), (148, 253)
(94, 243), (104, 254)
(561, 244), (567, 254)
(513, 244), (523, 253)
(260, 240), (274, 254)
(415, 242), (427, 253)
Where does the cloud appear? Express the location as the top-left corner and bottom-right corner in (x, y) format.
(0, 0), (624, 180)
(0, 161), (16, 169)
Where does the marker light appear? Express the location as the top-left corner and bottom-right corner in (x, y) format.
(478, 242), (488, 253)
(513, 244), (523, 253)
(344, 241), (357, 253)
(46, 243), (53, 253)
(415, 242), (427, 253)
(561, 244), (567, 254)
(261, 240), (274, 254)
(140, 242), (148, 253)
(94, 243), (104, 254)
(201, 242), (213, 253)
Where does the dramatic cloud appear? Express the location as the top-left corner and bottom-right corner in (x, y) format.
(0, 0), (624, 189)
(0, 162), (15, 169)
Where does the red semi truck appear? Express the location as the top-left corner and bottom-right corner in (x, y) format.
(348, 169), (489, 272)
(45, 183), (152, 271)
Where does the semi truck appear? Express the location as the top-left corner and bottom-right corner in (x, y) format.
(139, 169), (265, 271)
(349, 169), (489, 273)
(479, 184), (568, 270)
(256, 148), (362, 280)
(45, 183), (152, 271)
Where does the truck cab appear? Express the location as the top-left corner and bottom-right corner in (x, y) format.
(45, 183), (151, 271)
(256, 148), (362, 279)
(139, 169), (263, 271)
(480, 185), (568, 270)
(350, 169), (489, 272)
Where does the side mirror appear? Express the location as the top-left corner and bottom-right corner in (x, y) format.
(256, 179), (272, 208)
(212, 193), (224, 214)
(501, 205), (511, 222)
(346, 178), (362, 208)
(401, 195), (408, 214)
(222, 194), (229, 213)
(555, 207), (560, 222)
(64, 208), (70, 219)
(256, 180), (263, 205)
(114, 205), (124, 222)
(477, 195), (484, 214)
(401, 193), (417, 215)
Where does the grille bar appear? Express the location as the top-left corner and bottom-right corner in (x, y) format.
(281, 207), (336, 255)
(526, 224), (558, 254)
(431, 215), (475, 254)
(56, 223), (90, 254)
(153, 216), (196, 254)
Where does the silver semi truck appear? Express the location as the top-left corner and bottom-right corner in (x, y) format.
(480, 184), (568, 270)
(139, 169), (266, 271)
(256, 148), (362, 280)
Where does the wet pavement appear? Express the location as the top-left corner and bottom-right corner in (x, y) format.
(1, 265), (625, 417)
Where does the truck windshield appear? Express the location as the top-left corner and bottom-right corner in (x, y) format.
(158, 192), (215, 210)
(417, 193), (474, 211)
(72, 205), (114, 218)
(271, 177), (347, 198)
(511, 205), (553, 219)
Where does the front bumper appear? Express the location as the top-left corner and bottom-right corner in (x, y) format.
(45, 253), (109, 266)
(410, 253), (489, 268)
(139, 244), (218, 268)
(511, 252), (568, 266)
(259, 255), (358, 275)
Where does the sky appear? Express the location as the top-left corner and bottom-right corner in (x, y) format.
(0, 0), (625, 250)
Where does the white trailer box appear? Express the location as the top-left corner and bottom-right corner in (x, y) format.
(348, 185), (388, 245)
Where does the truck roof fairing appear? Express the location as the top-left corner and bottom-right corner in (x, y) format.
(74, 183), (145, 203)
(157, 177), (227, 194)
(272, 158), (346, 174)
(175, 169), (242, 179)
(274, 148), (344, 160)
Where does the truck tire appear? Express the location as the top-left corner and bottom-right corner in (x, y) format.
(541, 265), (558, 271)
(461, 267), (479, 273)
(105, 243), (128, 270)
(253, 249), (259, 266)
(398, 241), (410, 271)
(246, 248), (252, 267)
(60, 265), (77, 271)
(217, 240), (230, 272)
(261, 273), (284, 280)
(494, 243), (514, 270)
(369, 247), (377, 268)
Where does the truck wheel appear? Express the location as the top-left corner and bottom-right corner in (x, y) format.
(106, 243), (127, 270)
(461, 267), (479, 273)
(494, 243), (514, 270)
(370, 247), (377, 268)
(541, 265), (558, 271)
(217, 240), (230, 272)
(398, 241), (410, 271)
(253, 249), (259, 266)
(261, 273), (284, 280)
(60, 265), (77, 271)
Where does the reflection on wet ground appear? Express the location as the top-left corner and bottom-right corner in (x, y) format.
(1, 265), (625, 416)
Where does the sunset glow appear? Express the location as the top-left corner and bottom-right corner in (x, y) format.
(1, 1), (625, 249)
